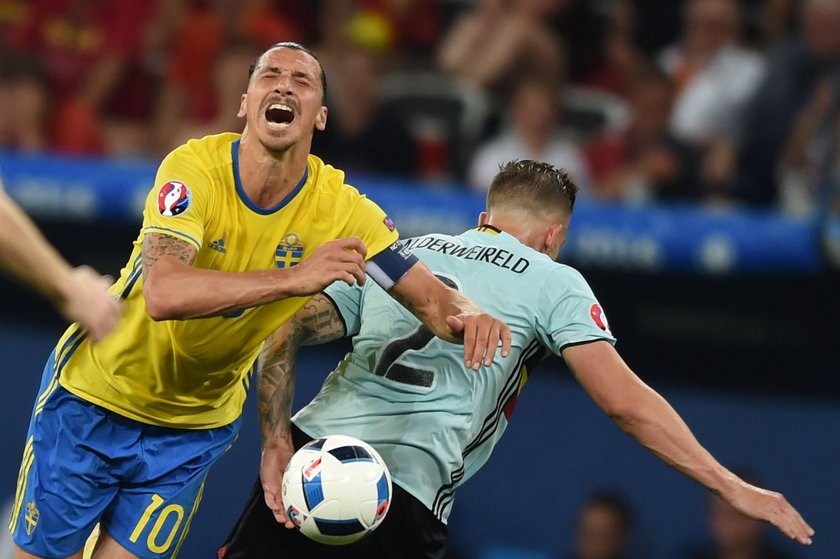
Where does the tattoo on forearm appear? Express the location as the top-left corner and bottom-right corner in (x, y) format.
(258, 323), (301, 440)
(141, 233), (197, 279)
(258, 294), (346, 440)
(297, 296), (346, 346)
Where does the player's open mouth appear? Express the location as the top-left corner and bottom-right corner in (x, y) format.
(265, 104), (294, 128)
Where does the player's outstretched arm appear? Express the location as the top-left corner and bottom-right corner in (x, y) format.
(388, 261), (511, 370)
(563, 340), (815, 546)
(142, 233), (367, 320)
(258, 294), (347, 527)
(0, 189), (121, 341)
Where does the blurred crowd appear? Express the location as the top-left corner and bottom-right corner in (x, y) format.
(2, 0), (840, 216)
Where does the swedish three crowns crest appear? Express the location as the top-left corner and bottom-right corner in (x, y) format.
(276, 233), (304, 268)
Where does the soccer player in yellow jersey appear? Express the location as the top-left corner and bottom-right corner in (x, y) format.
(10, 42), (511, 559)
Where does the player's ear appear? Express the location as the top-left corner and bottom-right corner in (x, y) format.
(315, 106), (328, 131)
(544, 222), (566, 259)
(237, 94), (248, 118)
(478, 212), (488, 226)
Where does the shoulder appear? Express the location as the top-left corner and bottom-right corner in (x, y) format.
(534, 259), (595, 296)
(716, 46), (765, 76)
(171, 132), (239, 160)
(161, 132), (239, 175)
(307, 154), (350, 193)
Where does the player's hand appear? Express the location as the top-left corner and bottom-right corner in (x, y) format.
(60, 266), (122, 342)
(723, 482), (814, 545)
(288, 237), (367, 296)
(260, 441), (297, 529)
(446, 312), (511, 370)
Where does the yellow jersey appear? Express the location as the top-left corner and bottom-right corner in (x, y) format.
(57, 133), (398, 429)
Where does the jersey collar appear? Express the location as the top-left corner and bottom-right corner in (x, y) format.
(471, 224), (502, 235)
(231, 139), (309, 215)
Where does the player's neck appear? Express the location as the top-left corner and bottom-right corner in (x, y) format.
(483, 216), (552, 256)
(237, 136), (310, 209)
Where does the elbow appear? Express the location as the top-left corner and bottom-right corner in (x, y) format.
(143, 270), (184, 321)
(144, 286), (180, 321)
(602, 400), (644, 428)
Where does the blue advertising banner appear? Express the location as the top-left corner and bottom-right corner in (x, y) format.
(0, 151), (824, 274)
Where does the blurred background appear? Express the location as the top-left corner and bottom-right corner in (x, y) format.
(1, 0), (839, 558)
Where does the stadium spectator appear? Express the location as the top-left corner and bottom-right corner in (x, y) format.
(658, 0), (765, 149)
(777, 76), (840, 217)
(155, 40), (262, 155)
(563, 491), (637, 559)
(585, 68), (701, 202)
(310, 46), (418, 177)
(3, 0), (158, 155)
(467, 77), (591, 194)
(436, 0), (565, 95)
(581, 0), (648, 99)
(151, 0), (312, 155)
(730, 0), (840, 206)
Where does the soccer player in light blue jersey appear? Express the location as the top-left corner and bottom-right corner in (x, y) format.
(220, 160), (814, 559)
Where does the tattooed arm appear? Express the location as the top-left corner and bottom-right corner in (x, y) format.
(388, 261), (511, 370)
(258, 293), (346, 525)
(141, 232), (368, 321)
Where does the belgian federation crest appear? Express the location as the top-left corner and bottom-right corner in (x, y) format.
(276, 233), (305, 268)
(157, 180), (191, 217)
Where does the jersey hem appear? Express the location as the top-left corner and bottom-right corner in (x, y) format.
(142, 226), (201, 251)
(320, 291), (348, 337)
(57, 380), (237, 430)
(558, 337), (615, 353)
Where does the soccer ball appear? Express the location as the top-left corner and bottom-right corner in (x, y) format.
(282, 434), (392, 545)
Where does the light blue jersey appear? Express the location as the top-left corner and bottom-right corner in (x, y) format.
(293, 226), (616, 523)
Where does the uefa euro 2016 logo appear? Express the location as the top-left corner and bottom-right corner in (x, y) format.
(157, 180), (191, 217)
(275, 233), (305, 268)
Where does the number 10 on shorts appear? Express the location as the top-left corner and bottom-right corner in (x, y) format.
(129, 494), (185, 553)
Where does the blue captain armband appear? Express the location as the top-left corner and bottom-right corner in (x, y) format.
(367, 241), (419, 290)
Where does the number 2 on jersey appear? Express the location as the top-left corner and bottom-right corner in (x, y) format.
(374, 274), (459, 387)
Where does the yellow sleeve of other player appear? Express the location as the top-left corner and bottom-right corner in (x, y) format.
(142, 146), (213, 251)
(340, 193), (400, 260)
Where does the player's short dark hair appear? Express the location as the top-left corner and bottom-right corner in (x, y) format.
(487, 160), (578, 217)
(248, 42), (327, 101)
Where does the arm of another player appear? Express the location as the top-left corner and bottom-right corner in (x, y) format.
(562, 340), (815, 546)
(142, 233), (367, 320)
(0, 189), (121, 341)
(258, 294), (346, 527)
(387, 261), (512, 370)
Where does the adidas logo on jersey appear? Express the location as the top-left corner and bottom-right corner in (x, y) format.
(208, 238), (227, 253)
